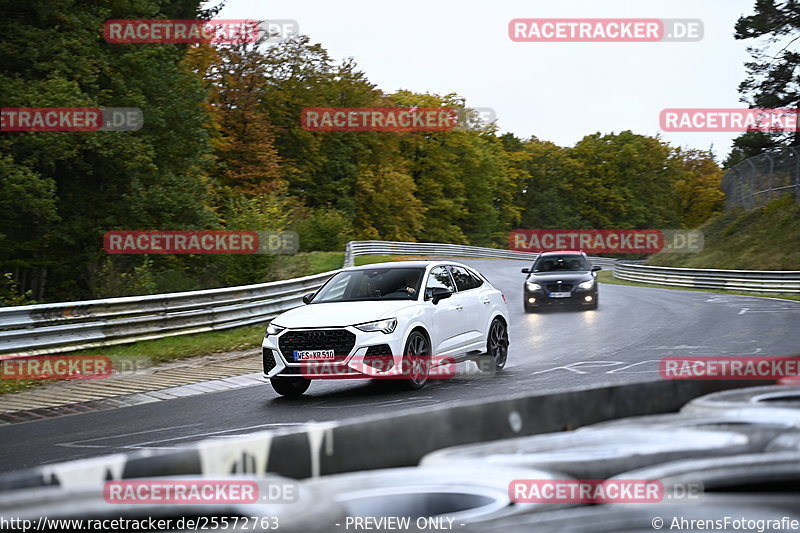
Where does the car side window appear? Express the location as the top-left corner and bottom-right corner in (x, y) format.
(425, 266), (455, 298)
(449, 265), (479, 292)
(467, 269), (484, 288)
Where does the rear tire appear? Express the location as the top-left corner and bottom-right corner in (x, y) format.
(398, 331), (430, 390)
(481, 318), (509, 372)
(271, 376), (311, 397)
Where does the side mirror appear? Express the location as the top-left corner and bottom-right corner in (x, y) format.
(521, 268), (530, 274)
(592, 266), (602, 272)
(428, 287), (453, 304)
(302, 293), (315, 304)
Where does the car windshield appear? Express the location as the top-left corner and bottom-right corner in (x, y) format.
(533, 255), (590, 272)
(312, 268), (425, 302)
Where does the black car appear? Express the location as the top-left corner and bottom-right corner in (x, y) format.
(521, 251), (601, 311)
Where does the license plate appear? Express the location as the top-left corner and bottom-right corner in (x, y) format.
(550, 292), (571, 298)
(293, 349), (335, 361)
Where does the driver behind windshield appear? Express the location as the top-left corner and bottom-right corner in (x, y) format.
(386, 271), (421, 298)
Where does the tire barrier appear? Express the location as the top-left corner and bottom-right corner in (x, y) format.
(302, 465), (572, 525)
(681, 385), (800, 416)
(0, 475), (346, 533)
(583, 412), (800, 450)
(460, 500), (800, 533)
(421, 427), (755, 479)
(765, 431), (800, 452)
(610, 451), (800, 493)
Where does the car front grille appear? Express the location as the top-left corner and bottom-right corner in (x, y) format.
(278, 329), (357, 363)
(546, 283), (574, 292)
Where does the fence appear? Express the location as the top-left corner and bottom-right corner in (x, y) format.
(721, 145), (800, 209)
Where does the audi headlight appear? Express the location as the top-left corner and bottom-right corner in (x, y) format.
(266, 323), (285, 336)
(578, 280), (595, 290)
(355, 318), (398, 334)
(526, 282), (542, 291)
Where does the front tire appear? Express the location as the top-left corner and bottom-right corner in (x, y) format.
(398, 331), (430, 390)
(271, 376), (311, 397)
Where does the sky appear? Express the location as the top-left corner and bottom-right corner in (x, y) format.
(210, 0), (758, 160)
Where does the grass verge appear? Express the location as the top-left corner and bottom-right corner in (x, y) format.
(647, 195), (800, 270)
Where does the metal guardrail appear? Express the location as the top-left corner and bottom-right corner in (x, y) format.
(2, 240), (794, 356)
(344, 240), (618, 268)
(614, 262), (800, 294)
(344, 240), (538, 266)
(0, 241), (614, 356)
(0, 271), (336, 356)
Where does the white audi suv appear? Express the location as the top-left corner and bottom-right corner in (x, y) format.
(262, 261), (510, 396)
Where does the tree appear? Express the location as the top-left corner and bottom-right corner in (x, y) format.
(730, 0), (800, 160)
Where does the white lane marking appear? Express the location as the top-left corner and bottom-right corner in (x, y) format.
(58, 423), (303, 450)
(606, 360), (662, 374)
(306, 397), (435, 409)
(530, 361), (625, 375)
(739, 308), (748, 314)
(119, 423), (307, 450)
(56, 423), (204, 448)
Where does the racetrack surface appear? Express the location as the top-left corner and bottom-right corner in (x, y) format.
(1, 258), (798, 472)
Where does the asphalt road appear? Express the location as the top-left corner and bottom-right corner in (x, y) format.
(1, 258), (799, 473)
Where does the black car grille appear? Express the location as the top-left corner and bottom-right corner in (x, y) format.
(263, 348), (277, 373)
(546, 283), (574, 292)
(365, 344), (393, 356)
(278, 329), (357, 362)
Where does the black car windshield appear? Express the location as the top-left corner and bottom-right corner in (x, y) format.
(533, 255), (590, 272)
(312, 268), (425, 302)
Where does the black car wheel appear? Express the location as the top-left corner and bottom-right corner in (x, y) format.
(482, 318), (509, 372)
(399, 331), (430, 390)
(271, 376), (311, 397)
